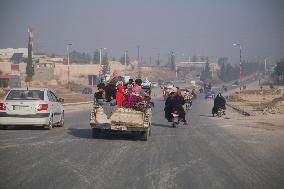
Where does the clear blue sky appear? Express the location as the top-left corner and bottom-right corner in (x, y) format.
(0, 0), (283, 64)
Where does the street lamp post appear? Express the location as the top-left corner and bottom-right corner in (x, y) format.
(264, 58), (267, 77)
(233, 43), (243, 91)
(99, 47), (107, 82)
(66, 43), (72, 89)
(124, 50), (128, 76)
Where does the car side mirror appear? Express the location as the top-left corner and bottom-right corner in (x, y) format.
(58, 98), (64, 103)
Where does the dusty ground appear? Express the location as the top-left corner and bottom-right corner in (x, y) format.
(224, 80), (284, 129)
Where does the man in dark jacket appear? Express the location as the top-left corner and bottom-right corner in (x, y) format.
(172, 88), (187, 125)
(164, 88), (187, 125)
(164, 92), (175, 122)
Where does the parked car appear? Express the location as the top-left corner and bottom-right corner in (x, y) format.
(165, 82), (174, 89)
(141, 79), (151, 89)
(0, 88), (64, 129)
(205, 91), (215, 99)
(231, 81), (239, 87)
(82, 87), (93, 94)
(151, 82), (158, 87)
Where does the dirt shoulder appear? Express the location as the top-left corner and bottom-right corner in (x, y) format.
(224, 81), (284, 129)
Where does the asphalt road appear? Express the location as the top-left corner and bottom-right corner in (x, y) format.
(0, 95), (283, 189)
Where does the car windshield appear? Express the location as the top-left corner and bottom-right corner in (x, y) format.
(6, 90), (44, 100)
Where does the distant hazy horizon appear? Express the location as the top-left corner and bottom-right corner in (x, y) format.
(0, 0), (283, 64)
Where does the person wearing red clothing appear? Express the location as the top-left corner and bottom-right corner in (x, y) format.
(116, 84), (125, 108)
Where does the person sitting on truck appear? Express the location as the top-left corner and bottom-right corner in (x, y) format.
(116, 84), (125, 108)
(143, 89), (151, 103)
(95, 83), (106, 104)
(104, 83), (116, 103)
(126, 79), (134, 94)
(133, 79), (142, 96)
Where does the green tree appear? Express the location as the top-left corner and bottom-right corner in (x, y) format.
(218, 57), (229, 81)
(120, 53), (130, 65)
(170, 52), (175, 71)
(93, 50), (100, 64)
(200, 60), (211, 82)
(102, 53), (109, 75)
(274, 58), (284, 77)
(192, 55), (198, 62)
(69, 51), (91, 64)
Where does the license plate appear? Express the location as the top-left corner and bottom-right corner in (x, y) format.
(111, 126), (127, 131)
(172, 113), (179, 117)
(14, 106), (30, 111)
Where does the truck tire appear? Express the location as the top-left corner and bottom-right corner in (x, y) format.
(1, 125), (7, 130)
(142, 128), (150, 141)
(92, 128), (102, 139)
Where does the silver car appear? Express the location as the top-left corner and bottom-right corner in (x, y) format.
(0, 88), (64, 129)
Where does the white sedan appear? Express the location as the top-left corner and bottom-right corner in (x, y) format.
(141, 80), (151, 89)
(0, 88), (64, 129)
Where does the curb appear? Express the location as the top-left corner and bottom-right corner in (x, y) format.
(226, 102), (251, 116)
(63, 101), (93, 106)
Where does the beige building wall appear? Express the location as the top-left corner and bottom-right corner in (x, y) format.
(0, 62), (12, 74)
(19, 63), (27, 74)
(0, 48), (28, 58)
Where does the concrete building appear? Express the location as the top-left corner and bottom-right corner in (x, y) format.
(0, 48), (28, 59)
(177, 61), (219, 71)
(33, 62), (55, 81)
(0, 74), (21, 88)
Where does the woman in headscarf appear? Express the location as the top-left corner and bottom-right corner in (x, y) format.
(212, 93), (226, 116)
(132, 78), (142, 96)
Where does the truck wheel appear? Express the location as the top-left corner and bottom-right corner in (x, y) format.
(142, 129), (150, 141)
(92, 128), (102, 139)
(1, 125), (7, 130)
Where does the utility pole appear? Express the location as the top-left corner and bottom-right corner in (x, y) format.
(66, 43), (72, 89)
(138, 45), (141, 79)
(124, 50), (128, 76)
(233, 43), (243, 91)
(26, 27), (34, 87)
(99, 47), (107, 82)
(264, 58), (267, 76)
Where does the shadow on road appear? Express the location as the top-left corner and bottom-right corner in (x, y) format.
(199, 114), (213, 117)
(68, 128), (146, 141)
(68, 128), (92, 139)
(0, 125), (47, 130)
(152, 122), (172, 128)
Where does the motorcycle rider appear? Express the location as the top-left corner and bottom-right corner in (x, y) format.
(184, 89), (193, 109)
(212, 93), (226, 116)
(172, 87), (187, 125)
(164, 92), (175, 122)
(191, 88), (197, 99)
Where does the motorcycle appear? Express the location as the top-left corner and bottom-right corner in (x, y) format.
(185, 101), (192, 111)
(212, 106), (225, 117)
(171, 111), (180, 128)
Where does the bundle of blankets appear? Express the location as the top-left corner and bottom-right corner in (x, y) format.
(123, 94), (151, 112)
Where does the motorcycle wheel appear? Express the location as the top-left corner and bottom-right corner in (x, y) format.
(172, 122), (177, 128)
